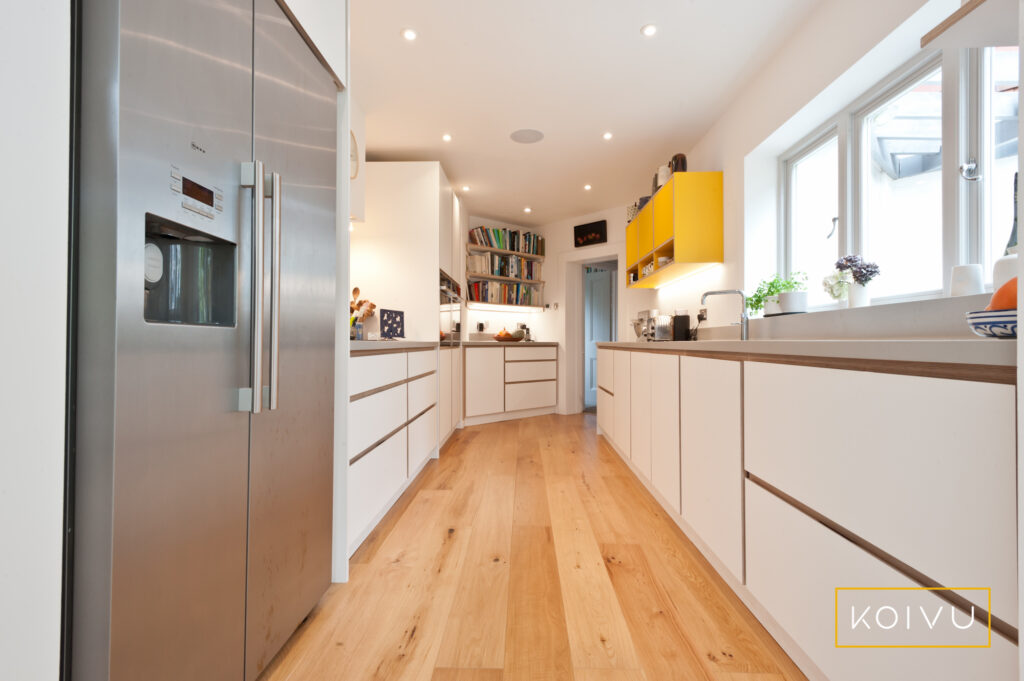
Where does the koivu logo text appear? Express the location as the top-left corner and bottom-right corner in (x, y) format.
(835, 588), (991, 648)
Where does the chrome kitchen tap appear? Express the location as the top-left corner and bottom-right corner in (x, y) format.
(701, 289), (748, 340)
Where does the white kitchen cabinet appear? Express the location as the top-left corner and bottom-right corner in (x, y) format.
(453, 346), (462, 427)
(408, 406), (438, 475)
(439, 171), (454, 277)
(650, 354), (680, 515)
(465, 347), (505, 417)
(630, 352), (652, 480)
(745, 361), (1017, 621)
(506, 345), (557, 361)
(746, 481), (1017, 681)
(348, 383), (408, 459)
(348, 428), (407, 554)
(408, 348), (437, 377)
(505, 360), (556, 382)
(407, 371), (438, 419)
(597, 348), (613, 392)
(612, 350), (631, 458)
(504, 381), (556, 411)
(680, 356), (743, 582)
(597, 387), (613, 437)
(349, 351), (406, 395)
(439, 348), (453, 443)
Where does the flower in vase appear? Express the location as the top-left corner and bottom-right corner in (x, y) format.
(835, 255), (880, 286)
(823, 270), (853, 301)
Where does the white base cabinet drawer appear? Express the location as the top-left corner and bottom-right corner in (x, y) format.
(407, 372), (438, 417)
(597, 388), (613, 436)
(408, 349), (437, 377)
(597, 348), (613, 392)
(348, 428), (407, 553)
(505, 360), (556, 382)
(408, 406), (438, 474)
(505, 345), (556, 361)
(348, 384), (407, 458)
(680, 356), (742, 582)
(504, 381), (556, 411)
(746, 481), (1017, 681)
(350, 352), (406, 395)
(745, 362), (1017, 621)
(465, 347), (505, 417)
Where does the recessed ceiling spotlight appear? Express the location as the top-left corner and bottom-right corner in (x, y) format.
(510, 129), (545, 144)
(641, 24), (657, 37)
(401, 28), (417, 41)
(584, 184), (592, 191)
(462, 185), (470, 191)
(442, 133), (452, 142)
(523, 207), (532, 214)
(603, 132), (613, 140)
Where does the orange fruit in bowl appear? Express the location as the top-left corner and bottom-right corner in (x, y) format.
(986, 277), (1017, 311)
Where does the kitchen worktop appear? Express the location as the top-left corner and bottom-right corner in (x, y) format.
(350, 340), (439, 352)
(462, 341), (558, 347)
(597, 338), (1016, 367)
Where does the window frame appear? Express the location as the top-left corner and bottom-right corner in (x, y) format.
(779, 50), (976, 308)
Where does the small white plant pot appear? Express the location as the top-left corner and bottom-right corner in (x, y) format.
(778, 291), (808, 314)
(764, 296), (782, 316)
(848, 283), (870, 308)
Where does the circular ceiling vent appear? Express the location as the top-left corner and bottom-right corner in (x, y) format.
(510, 129), (544, 144)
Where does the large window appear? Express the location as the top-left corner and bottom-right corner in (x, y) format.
(781, 47), (1019, 307)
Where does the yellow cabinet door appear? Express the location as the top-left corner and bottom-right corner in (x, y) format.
(673, 172), (723, 265)
(638, 202), (653, 257)
(653, 178), (674, 247)
(626, 218), (639, 267)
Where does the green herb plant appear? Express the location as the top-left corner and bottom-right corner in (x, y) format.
(746, 272), (807, 314)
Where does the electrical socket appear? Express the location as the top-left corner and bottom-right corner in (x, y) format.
(698, 308), (708, 321)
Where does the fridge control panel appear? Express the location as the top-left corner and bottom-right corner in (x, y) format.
(169, 165), (224, 219)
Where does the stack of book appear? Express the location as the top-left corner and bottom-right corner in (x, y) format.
(467, 281), (540, 306)
(468, 226), (545, 256)
(467, 253), (541, 281)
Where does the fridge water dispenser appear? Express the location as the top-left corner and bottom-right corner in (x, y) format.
(143, 213), (235, 326)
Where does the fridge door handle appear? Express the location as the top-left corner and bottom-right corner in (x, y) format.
(268, 171), (282, 410)
(241, 161), (265, 414)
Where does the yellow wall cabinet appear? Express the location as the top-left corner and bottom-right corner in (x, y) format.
(625, 171), (723, 289)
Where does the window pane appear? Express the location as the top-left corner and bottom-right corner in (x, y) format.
(984, 46), (1019, 281)
(861, 67), (944, 299)
(790, 136), (839, 308)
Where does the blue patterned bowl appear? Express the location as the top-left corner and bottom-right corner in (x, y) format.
(965, 309), (1017, 338)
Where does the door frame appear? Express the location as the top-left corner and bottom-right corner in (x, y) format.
(582, 261), (616, 408)
(557, 242), (627, 415)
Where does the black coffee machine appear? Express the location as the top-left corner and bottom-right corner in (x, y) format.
(671, 311), (692, 341)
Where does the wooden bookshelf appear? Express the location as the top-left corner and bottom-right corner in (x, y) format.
(467, 272), (545, 286)
(466, 243), (545, 261)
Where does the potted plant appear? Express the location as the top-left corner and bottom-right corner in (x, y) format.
(827, 256), (880, 308)
(747, 272), (808, 316)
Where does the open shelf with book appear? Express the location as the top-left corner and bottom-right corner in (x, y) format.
(467, 224), (546, 309)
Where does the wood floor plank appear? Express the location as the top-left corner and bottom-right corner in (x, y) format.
(601, 544), (712, 681)
(545, 477), (640, 670)
(503, 525), (575, 681)
(262, 415), (806, 681)
(431, 669), (504, 681)
(573, 670), (648, 681)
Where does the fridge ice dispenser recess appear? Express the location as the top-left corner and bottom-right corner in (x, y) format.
(143, 212), (236, 326)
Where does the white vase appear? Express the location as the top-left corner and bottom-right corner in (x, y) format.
(764, 297), (782, 316)
(778, 291), (808, 314)
(992, 251), (1019, 291)
(848, 283), (870, 308)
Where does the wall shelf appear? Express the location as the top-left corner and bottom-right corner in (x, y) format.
(467, 272), (545, 286)
(921, 0), (1017, 49)
(467, 243), (545, 261)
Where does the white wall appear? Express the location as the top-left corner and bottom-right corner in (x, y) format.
(654, 0), (957, 325)
(0, 2), (69, 678)
(534, 207), (656, 413)
(352, 162), (442, 341)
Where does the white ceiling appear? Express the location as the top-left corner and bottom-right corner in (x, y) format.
(351, 0), (822, 227)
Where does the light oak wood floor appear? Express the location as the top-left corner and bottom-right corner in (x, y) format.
(261, 414), (807, 681)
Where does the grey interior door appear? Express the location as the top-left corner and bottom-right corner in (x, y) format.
(246, 2), (339, 678)
(76, 1), (255, 680)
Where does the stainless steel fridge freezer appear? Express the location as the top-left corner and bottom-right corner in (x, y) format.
(74, 0), (340, 679)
